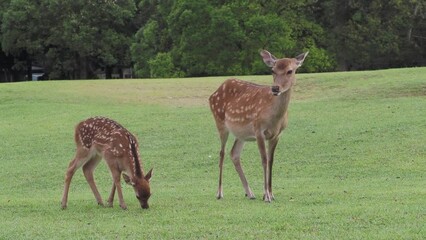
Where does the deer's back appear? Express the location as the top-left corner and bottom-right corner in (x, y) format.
(75, 117), (136, 155)
(209, 79), (271, 122)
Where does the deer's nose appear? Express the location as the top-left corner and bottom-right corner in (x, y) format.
(271, 86), (280, 96)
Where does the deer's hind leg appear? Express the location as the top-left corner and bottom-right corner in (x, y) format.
(61, 147), (93, 209)
(230, 139), (255, 199)
(82, 154), (104, 206)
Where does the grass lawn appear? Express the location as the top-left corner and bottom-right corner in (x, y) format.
(0, 67), (425, 239)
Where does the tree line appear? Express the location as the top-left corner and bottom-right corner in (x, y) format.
(0, 0), (425, 81)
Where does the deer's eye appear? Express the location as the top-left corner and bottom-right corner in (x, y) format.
(287, 70), (293, 75)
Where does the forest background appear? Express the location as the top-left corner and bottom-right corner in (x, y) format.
(0, 0), (425, 81)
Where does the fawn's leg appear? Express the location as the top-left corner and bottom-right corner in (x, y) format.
(61, 147), (91, 209)
(82, 154), (104, 206)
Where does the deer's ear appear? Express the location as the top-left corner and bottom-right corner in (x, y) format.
(145, 168), (153, 182)
(295, 51), (309, 67)
(122, 173), (134, 186)
(260, 50), (277, 67)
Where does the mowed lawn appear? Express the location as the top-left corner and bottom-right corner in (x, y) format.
(0, 68), (425, 239)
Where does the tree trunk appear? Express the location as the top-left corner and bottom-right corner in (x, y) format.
(118, 68), (123, 78)
(105, 66), (113, 79)
(79, 56), (88, 80)
(26, 58), (32, 81)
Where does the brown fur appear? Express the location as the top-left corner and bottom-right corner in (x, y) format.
(209, 50), (308, 202)
(61, 116), (153, 210)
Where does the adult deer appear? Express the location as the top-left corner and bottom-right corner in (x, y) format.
(209, 50), (308, 202)
(61, 116), (153, 210)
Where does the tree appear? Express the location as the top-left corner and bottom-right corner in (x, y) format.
(2, 0), (425, 80)
(1, 0), (43, 81)
(131, 0), (174, 77)
(130, 0), (337, 77)
(0, 0), (15, 82)
(1, 0), (137, 80)
(148, 52), (184, 78)
(45, 0), (137, 79)
(168, 1), (245, 76)
(318, 0), (425, 70)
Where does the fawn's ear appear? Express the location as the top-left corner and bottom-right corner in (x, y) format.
(122, 173), (135, 186)
(145, 168), (153, 182)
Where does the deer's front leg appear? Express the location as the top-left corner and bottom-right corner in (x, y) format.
(256, 132), (271, 203)
(107, 182), (116, 207)
(112, 173), (127, 210)
(267, 138), (279, 200)
(82, 155), (104, 207)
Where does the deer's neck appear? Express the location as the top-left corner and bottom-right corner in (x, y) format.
(270, 89), (292, 118)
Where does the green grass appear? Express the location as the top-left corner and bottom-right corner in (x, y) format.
(0, 67), (425, 239)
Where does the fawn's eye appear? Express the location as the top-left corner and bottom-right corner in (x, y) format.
(287, 70), (293, 75)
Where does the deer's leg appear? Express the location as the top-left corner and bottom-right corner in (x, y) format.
(61, 147), (91, 209)
(268, 138), (279, 200)
(82, 154), (104, 206)
(106, 163), (127, 209)
(230, 139), (255, 199)
(113, 172), (127, 210)
(256, 132), (271, 203)
(107, 181), (116, 207)
(216, 129), (229, 199)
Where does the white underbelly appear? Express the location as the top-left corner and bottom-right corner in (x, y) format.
(225, 121), (256, 141)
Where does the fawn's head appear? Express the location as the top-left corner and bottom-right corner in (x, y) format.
(123, 168), (153, 209)
(260, 50), (308, 96)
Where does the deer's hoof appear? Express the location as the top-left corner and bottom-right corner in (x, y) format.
(263, 194), (272, 203)
(245, 193), (256, 200)
(216, 190), (223, 199)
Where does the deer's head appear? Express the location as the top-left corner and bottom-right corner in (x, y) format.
(123, 168), (153, 209)
(260, 50), (308, 96)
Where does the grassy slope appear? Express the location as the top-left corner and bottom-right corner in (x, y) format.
(0, 68), (425, 239)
